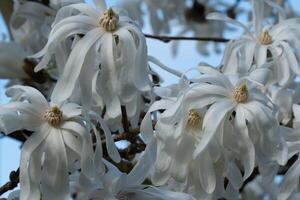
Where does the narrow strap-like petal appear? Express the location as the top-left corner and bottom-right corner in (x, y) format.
(51, 28), (102, 104)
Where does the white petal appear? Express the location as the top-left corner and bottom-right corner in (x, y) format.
(20, 124), (50, 200)
(255, 44), (267, 67)
(196, 150), (216, 194)
(226, 162), (243, 189)
(51, 28), (102, 104)
(281, 42), (300, 75)
(89, 111), (121, 163)
(6, 85), (48, 112)
(141, 99), (174, 143)
(61, 121), (95, 177)
(234, 106), (255, 180)
(0, 102), (42, 133)
(41, 129), (69, 200)
(60, 102), (82, 119)
(252, 0), (264, 34)
(194, 100), (234, 157)
(127, 139), (157, 186)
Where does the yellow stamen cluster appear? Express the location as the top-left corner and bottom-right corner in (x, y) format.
(43, 106), (63, 127)
(258, 30), (272, 45)
(187, 110), (202, 129)
(233, 83), (248, 103)
(99, 8), (119, 31)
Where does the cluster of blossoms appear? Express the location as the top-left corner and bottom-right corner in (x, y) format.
(1, 0), (300, 200)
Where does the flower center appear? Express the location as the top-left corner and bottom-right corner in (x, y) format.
(187, 110), (202, 130)
(43, 106), (63, 127)
(233, 83), (248, 103)
(99, 8), (119, 31)
(258, 30), (272, 45)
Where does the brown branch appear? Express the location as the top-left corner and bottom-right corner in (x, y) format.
(121, 106), (130, 133)
(0, 168), (19, 196)
(1, 130), (32, 143)
(144, 33), (230, 43)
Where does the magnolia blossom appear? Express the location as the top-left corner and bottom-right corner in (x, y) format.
(191, 68), (287, 165)
(147, 86), (224, 199)
(211, 0), (300, 86)
(0, 85), (96, 200)
(141, 68), (286, 198)
(2, 0), (300, 199)
(32, 0), (151, 131)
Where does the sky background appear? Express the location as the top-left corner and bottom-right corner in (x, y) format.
(0, 0), (299, 197)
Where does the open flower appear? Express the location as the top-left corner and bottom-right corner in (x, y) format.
(145, 67), (288, 196)
(210, 0), (300, 86)
(32, 0), (151, 131)
(191, 68), (287, 167)
(0, 85), (95, 200)
(148, 92), (223, 198)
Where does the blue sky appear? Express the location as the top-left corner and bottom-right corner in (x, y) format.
(0, 0), (299, 197)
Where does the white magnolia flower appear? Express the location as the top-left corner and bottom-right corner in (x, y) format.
(146, 87), (224, 199)
(139, 64), (289, 197)
(190, 68), (287, 166)
(211, 0), (300, 86)
(32, 0), (151, 130)
(140, 68), (283, 198)
(0, 85), (96, 200)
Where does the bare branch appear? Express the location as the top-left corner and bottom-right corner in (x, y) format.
(0, 168), (19, 196)
(144, 33), (230, 43)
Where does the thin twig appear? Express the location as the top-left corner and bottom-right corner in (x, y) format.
(0, 168), (19, 196)
(144, 33), (230, 43)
